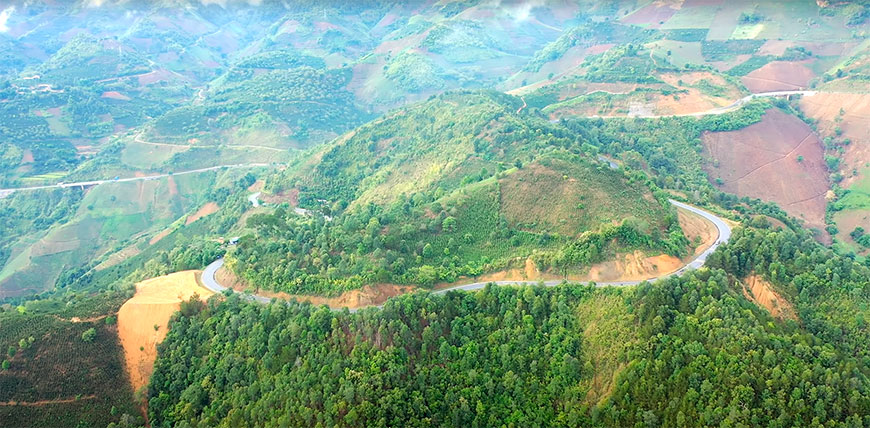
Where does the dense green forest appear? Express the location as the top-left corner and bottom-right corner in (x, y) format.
(149, 224), (870, 427)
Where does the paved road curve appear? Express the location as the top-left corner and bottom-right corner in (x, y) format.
(200, 199), (732, 309)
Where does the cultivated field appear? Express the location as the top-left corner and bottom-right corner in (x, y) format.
(702, 108), (830, 240)
(741, 61), (816, 93)
(799, 92), (870, 251)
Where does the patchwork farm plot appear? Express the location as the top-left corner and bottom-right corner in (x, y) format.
(703, 108), (830, 241)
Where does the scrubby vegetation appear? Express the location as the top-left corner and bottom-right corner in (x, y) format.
(227, 91), (686, 295)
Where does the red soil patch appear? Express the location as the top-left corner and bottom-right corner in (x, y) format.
(678, 207), (718, 257)
(798, 41), (851, 57)
(76, 145), (96, 155)
(21, 149), (34, 164)
(148, 228), (172, 245)
(584, 252), (683, 282)
(833, 210), (870, 254)
(137, 69), (174, 86)
(742, 274), (798, 321)
(373, 12), (399, 31)
(156, 51), (178, 63)
(799, 92), (870, 188)
(95, 245), (142, 271)
(260, 188), (299, 206)
(711, 54), (752, 73)
(31, 238), (79, 257)
(247, 180), (264, 193)
(101, 91), (130, 101)
(586, 43), (615, 55)
(167, 176), (178, 197)
(702, 109), (830, 241)
(314, 21), (341, 31)
(653, 89), (727, 115)
(118, 271), (213, 393)
(758, 40), (794, 56)
(741, 61), (816, 93)
(203, 29), (239, 53)
(185, 202), (218, 225)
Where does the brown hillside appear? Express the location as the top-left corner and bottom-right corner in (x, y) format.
(742, 274), (798, 321)
(741, 61), (816, 93)
(799, 92), (870, 189)
(702, 109), (829, 241)
(117, 271), (213, 394)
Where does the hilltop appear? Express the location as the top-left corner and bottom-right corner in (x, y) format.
(224, 90), (692, 295)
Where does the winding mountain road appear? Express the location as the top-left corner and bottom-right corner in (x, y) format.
(0, 163), (272, 197)
(200, 199), (732, 309)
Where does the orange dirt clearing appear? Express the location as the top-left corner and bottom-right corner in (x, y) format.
(703, 109), (829, 241)
(167, 176), (178, 197)
(678, 206), (718, 257)
(185, 202), (218, 225)
(101, 91), (131, 101)
(148, 228), (172, 245)
(742, 274), (798, 321)
(31, 237), (79, 257)
(117, 271), (213, 393)
(261, 188), (300, 206)
(216, 265), (415, 309)
(583, 252), (683, 282)
(741, 61), (816, 93)
(621, 2), (678, 28)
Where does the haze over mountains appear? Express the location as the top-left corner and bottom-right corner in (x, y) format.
(0, 1), (870, 427)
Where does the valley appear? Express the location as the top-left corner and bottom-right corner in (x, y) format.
(0, 1), (869, 427)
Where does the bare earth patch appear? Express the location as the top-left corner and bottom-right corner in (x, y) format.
(677, 206), (718, 257)
(703, 108), (829, 242)
(117, 271), (213, 393)
(185, 202), (218, 225)
(100, 91), (131, 101)
(799, 92), (870, 189)
(261, 188), (300, 206)
(217, 266), (416, 309)
(621, 1), (679, 28)
(741, 61), (816, 93)
(95, 245), (142, 271)
(742, 274), (798, 321)
(583, 252), (683, 282)
(148, 228), (172, 245)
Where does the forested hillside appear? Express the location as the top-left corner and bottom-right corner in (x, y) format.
(149, 224), (870, 427)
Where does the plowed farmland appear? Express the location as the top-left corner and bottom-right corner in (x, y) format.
(741, 61), (816, 93)
(703, 109), (829, 241)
